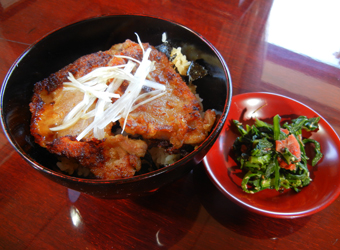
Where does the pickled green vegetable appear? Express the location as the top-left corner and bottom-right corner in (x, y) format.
(233, 115), (323, 193)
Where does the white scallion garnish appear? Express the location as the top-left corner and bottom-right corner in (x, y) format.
(162, 32), (167, 43)
(50, 34), (167, 141)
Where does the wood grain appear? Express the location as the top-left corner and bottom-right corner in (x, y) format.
(1, 0), (339, 249)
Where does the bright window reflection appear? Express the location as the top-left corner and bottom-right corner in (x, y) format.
(266, 0), (340, 68)
(246, 98), (261, 107)
(70, 206), (82, 227)
(156, 229), (164, 247)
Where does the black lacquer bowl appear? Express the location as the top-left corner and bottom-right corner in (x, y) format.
(0, 15), (232, 198)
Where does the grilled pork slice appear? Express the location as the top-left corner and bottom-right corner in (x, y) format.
(108, 40), (216, 149)
(47, 135), (147, 179)
(29, 39), (216, 179)
(30, 51), (115, 147)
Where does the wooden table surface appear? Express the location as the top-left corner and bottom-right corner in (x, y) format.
(1, 0), (340, 249)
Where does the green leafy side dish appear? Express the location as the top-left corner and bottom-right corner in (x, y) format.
(232, 115), (323, 194)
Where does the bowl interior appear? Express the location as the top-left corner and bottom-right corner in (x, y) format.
(1, 15), (231, 183)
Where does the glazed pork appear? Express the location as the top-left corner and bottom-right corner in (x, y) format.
(29, 39), (216, 179)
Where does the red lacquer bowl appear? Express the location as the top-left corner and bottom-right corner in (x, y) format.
(203, 92), (340, 218)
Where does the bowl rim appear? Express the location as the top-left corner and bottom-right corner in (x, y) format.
(0, 14), (232, 185)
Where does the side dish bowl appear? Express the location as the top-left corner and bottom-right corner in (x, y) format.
(0, 15), (232, 198)
(203, 92), (340, 218)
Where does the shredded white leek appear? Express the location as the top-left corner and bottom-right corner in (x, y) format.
(50, 34), (167, 141)
(162, 32), (167, 43)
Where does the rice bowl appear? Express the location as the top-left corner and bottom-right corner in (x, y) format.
(0, 15), (232, 198)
